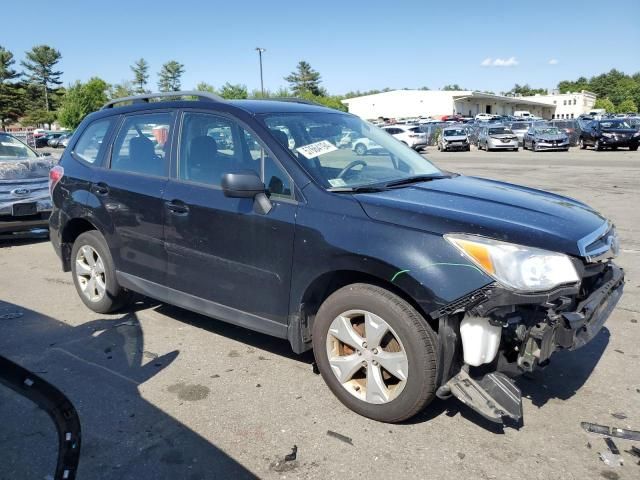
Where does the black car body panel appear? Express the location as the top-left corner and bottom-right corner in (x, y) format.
(580, 120), (640, 149)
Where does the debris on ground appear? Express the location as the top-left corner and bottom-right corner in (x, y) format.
(327, 430), (353, 445)
(604, 438), (620, 455)
(312, 362), (320, 375)
(611, 412), (627, 420)
(269, 445), (299, 473)
(284, 445), (298, 462)
(599, 436), (623, 468)
(626, 445), (640, 458)
(581, 422), (640, 441)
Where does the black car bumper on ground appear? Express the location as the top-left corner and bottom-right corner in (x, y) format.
(599, 137), (639, 149)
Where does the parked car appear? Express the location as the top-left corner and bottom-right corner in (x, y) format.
(0, 132), (54, 238)
(474, 113), (493, 121)
(36, 132), (63, 148)
(477, 125), (519, 151)
(352, 136), (384, 155)
(523, 126), (570, 152)
(381, 125), (427, 150)
(50, 91), (624, 425)
(437, 127), (470, 151)
(579, 119), (640, 151)
(509, 121), (532, 145)
(49, 132), (73, 148)
(549, 119), (579, 146)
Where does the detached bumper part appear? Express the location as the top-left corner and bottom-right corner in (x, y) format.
(445, 369), (522, 424)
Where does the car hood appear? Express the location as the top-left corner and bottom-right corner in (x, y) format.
(536, 134), (567, 141)
(0, 157), (54, 181)
(355, 175), (606, 256)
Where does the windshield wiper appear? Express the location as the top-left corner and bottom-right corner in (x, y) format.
(384, 174), (449, 188)
(328, 185), (389, 193)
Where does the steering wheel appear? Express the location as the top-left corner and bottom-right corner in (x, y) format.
(337, 160), (368, 179)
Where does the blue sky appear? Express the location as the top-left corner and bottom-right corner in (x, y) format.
(4, 0), (639, 95)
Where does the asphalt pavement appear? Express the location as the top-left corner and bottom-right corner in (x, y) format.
(1, 147), (639, 479)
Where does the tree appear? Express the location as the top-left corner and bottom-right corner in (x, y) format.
(219, 82), (248, 99)
(594, 97), (615, 113)
(617, 98), (637, 113)
(157, 61), (184, 92)
(57, 77), (109, 129)
(0, 46), (21, 129)
(130, 58), (150, 94)
(195, 82), (216, 93)
(442, 84), (463, 91)
(109, 81), (136, 99)
(506, 83), (547, 96)
(21, 45), (63, 111)
(285, 61), (322, 96)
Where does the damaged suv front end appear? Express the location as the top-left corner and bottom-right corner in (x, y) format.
(434, 224), (623, 423)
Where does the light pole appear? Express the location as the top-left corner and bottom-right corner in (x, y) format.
(255, 47), (266, 97)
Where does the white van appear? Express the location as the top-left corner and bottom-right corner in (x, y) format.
(514, 111), (532, 118)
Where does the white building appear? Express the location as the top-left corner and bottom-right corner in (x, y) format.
(524, 90), (597, 119)
(341, 90), (555, 120)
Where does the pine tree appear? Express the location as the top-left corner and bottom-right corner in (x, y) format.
(157, 61), (185, 92)
(284, 61), (322, 96)
(131, 58), (149, 94)
(21, 45), (63, 111)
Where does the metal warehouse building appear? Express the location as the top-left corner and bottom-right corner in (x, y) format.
(341, 90), (556, 120)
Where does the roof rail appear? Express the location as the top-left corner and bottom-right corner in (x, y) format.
(101, 91), (225, 110)
(266, 97), (324, 107)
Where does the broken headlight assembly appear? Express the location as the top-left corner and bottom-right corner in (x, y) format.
(445, 234), (580, 292)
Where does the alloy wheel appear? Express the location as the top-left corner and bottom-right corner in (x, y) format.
(325, 309), (408, 404)
(75, 245), (107, 302)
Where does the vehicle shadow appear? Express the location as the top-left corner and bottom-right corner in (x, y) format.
(153, 304), (316, 365)
(515, 327), (610, 408)
(0, 300), (258, 480)
(0, 236), (49, 248)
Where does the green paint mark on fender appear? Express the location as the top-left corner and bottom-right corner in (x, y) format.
(390, 263), (485, 283)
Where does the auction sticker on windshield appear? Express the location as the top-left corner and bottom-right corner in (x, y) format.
(296, 140), (338, 159)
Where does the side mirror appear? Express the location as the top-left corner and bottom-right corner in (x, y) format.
(221, 170), (264, 198)
(221, 170), (272, 215)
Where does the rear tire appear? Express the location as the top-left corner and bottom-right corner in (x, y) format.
(630, 145), (639, 151)
(579, 138), (586, 149)
(71, 230), (131, 314)
(312, 284), (438, 423)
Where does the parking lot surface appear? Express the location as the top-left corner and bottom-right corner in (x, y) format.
(1, 147), (639, 479)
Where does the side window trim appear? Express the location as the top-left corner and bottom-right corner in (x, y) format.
(174, 109), (297, 202)
(108, 110), (177, 178)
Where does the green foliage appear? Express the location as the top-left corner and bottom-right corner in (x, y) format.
(506, 83), (547, 96)
(57, 77), (109, 129)
(219, 83), (248, 99)
(195, 82), (217, 93)
(158, 61), (185, 92)
(109, 81), (136, 99)
(21, 45), (63, 111)
(298, 91), (347, 112)
(0, 46), (21, 129)
(131, 58), (149, 94)
(343, 88), (392, 99)
(558, 69), (640, 112)
(0, 46), (19, 83)
(442, 84), (464, 91)
(22, 108), (57, 128)
(617, 98), (637, 113)
(285, 61), (322, 96)
(594, 98), (615, 113)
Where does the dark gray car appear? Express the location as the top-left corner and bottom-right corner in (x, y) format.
(523, 126), (570, 151)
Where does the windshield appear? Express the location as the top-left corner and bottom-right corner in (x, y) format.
(259, 112), (441, 189)
(537, 127), (561, 135)
(600, 120), (632, 129)
(0, 133), (39, 160)
(510, 123), (530, 130)
(444, 129), (466, 136)
(488, 127), (512, 135)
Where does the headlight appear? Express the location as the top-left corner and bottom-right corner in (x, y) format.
(445, 234), (580, 292)
(601, 132), (614, 138)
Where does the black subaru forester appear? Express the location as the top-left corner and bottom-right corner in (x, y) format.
(50, 92), (624, 424)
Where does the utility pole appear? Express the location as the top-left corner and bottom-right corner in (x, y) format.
(255, 47), (266, 97)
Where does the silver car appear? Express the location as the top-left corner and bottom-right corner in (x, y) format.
(477, 125), (519, 151)
(0, 133), (54, 238)
(523, 126), (570, 152)
(437, 127), (470, 151)
(509, 121), (532, 145)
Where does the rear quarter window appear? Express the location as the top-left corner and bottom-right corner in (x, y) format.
(73, 118), (115, 164)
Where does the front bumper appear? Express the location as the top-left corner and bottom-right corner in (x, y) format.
(442, 141), (469, 151)
(0, 211), (51, 238)
(534, 140), (570, 150)
(488, 138), (518, 149)
(599, 137), (639, 148)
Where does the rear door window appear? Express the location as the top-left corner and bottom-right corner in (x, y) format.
(110, 112), (173, 177)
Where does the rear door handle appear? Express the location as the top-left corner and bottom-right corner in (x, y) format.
(92, 182), (109, 196)
(165, 200), (189, 215)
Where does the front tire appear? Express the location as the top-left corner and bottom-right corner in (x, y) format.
(312, 284), (438, 423)
(354, 144), (367, 156)
(579, 138), (586, 149)
(594, 140), (602, 151)
(71, 230), (130, 313)
(630, 145), (639, 151)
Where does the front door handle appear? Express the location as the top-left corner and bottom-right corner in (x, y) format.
(165, 199), (189, 215)
(92, 182), (109, 196)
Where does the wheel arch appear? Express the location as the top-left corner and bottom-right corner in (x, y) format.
(59, 217), (101, 271)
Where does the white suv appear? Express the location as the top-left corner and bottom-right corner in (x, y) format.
(382, 125), (427, 150)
